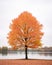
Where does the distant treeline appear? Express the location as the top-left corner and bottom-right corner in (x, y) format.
(0, 47), (8, 55)
(0, 46), (52, 55)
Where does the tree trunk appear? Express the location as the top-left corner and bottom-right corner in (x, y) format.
(25, 45), (28, 59)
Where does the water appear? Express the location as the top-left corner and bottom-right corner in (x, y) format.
(0, 52), (52, 60)
(28, 53), (52, 60)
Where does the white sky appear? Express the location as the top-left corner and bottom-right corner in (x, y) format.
(0, 0), (52, 47)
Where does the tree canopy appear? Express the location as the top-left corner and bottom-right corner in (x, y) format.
(7, 11), (44, 49)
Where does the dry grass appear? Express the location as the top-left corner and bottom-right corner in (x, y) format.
(0, 59), (52, 65)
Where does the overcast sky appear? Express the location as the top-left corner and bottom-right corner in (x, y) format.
(0, 0), (52, 47)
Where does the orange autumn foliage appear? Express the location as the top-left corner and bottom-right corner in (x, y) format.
(7, 11), (44, 49)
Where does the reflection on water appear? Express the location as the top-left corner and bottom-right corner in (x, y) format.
(0, 51), (52, 60)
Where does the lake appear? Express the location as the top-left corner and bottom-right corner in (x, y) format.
(0, 52), (52, 60)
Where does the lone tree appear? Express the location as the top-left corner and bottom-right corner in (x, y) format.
(7, 11), (44, 59)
